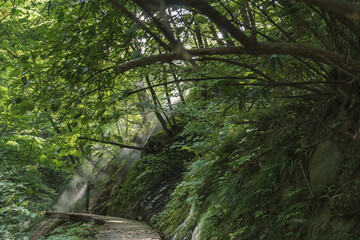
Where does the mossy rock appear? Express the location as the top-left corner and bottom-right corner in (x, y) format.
(309, 141), (342, 193)
(143, 131), (171, 154)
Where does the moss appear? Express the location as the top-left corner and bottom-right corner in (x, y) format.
(143, 131), (170, 154)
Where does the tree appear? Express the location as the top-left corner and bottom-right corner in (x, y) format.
(1, 0), (360, 237)
(2, 0), (360, 162)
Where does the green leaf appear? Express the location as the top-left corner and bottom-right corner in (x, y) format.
(95, 108), (106, 118)
(115, 135), (123, 143)
(131, 49), (141, 59)
(129, 24), (139, 33)
(111, 89), (133, 102)
(10, 68), (22, 77)
(337, 87), (348, 97)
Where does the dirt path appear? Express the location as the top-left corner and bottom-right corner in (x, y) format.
(45, 212), (161, 240)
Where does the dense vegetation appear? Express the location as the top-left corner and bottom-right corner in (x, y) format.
(1, 0), (360, 239)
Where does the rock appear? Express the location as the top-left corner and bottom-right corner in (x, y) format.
(308, 140), (342, 193)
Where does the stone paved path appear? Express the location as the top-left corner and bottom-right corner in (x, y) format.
(45, 212), (161, 240)
(97, 218), (160, 240)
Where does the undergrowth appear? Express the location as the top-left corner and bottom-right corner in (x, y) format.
(0, 165), (68, 239)
(106, 92), (360, 239)
(154, 97), (360, 239)
(110, 137), (193, 215)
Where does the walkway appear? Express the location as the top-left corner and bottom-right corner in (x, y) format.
(45, 212), (161, 240)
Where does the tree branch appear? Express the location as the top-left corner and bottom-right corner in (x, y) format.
(78, 137), (147, 151)
(179, 0), (256, 48)
(107, 0), (172, 51)
(135, 0), (255, 48)
(198, 57), (275, 83)
(113, 42), (360, 75)
(303, 0), (360, 21)
(121, 77), (343, 97)
(126, 76), (266, 95)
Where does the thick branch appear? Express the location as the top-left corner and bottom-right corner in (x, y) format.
(303, 0), (360, 21)
(132, 0), (198, 69)
(133, 0), (178, 47)
(107, 0), (171, 51)
(258, 42), (359, 78)
(135, 0), (255, 48)
(78, 137), (147, 151)
(177, 0), (256, 48)
(113, 42), (360, 75)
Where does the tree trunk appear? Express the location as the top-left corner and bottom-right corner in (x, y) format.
(133, 81), (149, 122)
(85, 181), (91, 213)
(145, 76), (172, 136)
(164, 79), (177, 128)
(209, 24), (225, 46)
(172, 73), (186, 105)
(195, 23), (204, 48)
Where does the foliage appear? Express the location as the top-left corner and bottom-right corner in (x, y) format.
(0, 165), (64, 239)
(156, 96), (360, 239)
(1, 0), (360, 239)
(0, 73), (71, 238)
(0, 108), (71, 239)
